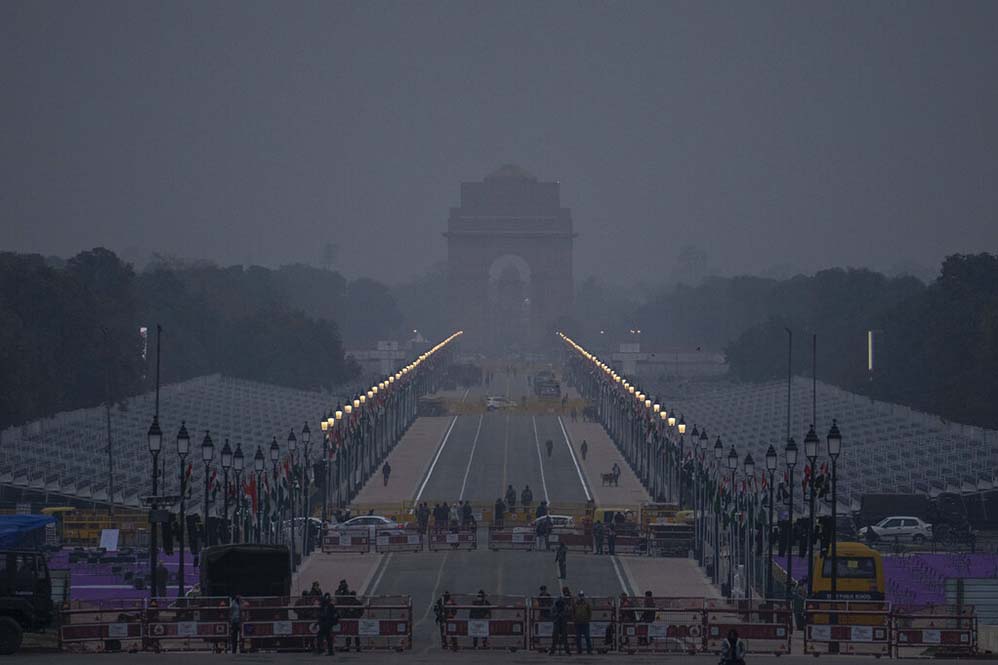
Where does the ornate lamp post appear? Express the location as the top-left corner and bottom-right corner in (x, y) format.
(146, 416), (162, 597)
(712, 436), (723, 584)
(744, 452), (755, 600)
(803, 424), (820, 597)
(300, 421), (311, 555)
(765, 444), (778, 599)
(269, 437), (280, 544)
(232, 444), (244, 543)
(200, 431), (214, 547)
(220, 440), (232, 544)
(253, 446), (265, 543)
(175, 422), (191, 598)
(726, 445), (739, 599)
(677, 416), (687, 505)
(826, 420), (842, 600)
(784, 436), (799, 601)
(287, 428), (297, 567)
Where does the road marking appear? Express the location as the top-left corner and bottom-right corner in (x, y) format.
(532, 416), (551, 504)
(365, 552), (393, 595)
(610, 555), (634, 596)
(413, 416), (458, 503)
(557, 416), (592, 502)
(416, 551), (451, 626)
(458, 413), (485, 501)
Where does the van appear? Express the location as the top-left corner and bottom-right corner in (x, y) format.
(811, 541), (884, 601)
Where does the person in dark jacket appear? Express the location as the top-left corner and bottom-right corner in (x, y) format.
(316, 593), (339, 655)
(470, 590), (492, 649)
(433, 591), (453, 649)
(521, 485), (533, 511)
(493, 498), (505, 528)
(505, 485), (517, 513)
(593, 521), (605, 555)
(548, 597), (571, 654)
(555, 542), (568, 580)
(607, 523), (617, 555)
(381, 461), (391, 486)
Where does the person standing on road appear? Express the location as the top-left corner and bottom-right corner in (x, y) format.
(470, 590), (492, 649)
(545, 438), (554, 457)
(505, 485), (517, 513)
(381, 461), (391, 486)
(580, 440), (588, 461)
(555, 542), (568, 580)
(607, 523), (617, 555)
(521, 485), (533, 512)
(536, 500), (548, 519)
(494, 497), (506, 528)
(549, 597), (571, 655)
(316, 592), (339, 655)
(593, 521), (605, 555)
(229, 594), (242, 654)
(433, 591), (453, 649)
(573, 591), (593, 655)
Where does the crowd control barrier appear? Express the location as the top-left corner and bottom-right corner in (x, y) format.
(487, 528), (536, 551)
(618, 596), (705, 654)
(332, 594), (413, 651)
(804, 600), (891, 657)
(144, 597), (230, 652)
(528, 595), (615, 654)
(443, 595), (526, 651)
(428, 529), (477, 551)
(59, 599), (146, 653)
(610, 531), (646, 556)
(374, 528), (423, 553)
(548, 529), (592, 553)
(322, 528), (371, 554)
(705, 598), (792, 655)
(892, 604), (976, 658)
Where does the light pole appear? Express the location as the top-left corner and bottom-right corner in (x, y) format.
(201, 431), (214, 548)
(300, 421), (311, 555)
(827, 420), (842, 600)
(804, 424), (819, 598)
(784, 436), (798, 601)
(232, 444), (243, 543)
(254, 446), (265, 543)
(146, 415), (162, 597)
(287, 428), (297, 569)
(220, 440), (232, 544)
(726, 445), (739, 599)
(744, 452), (755, 600)
(765, 444), (777, 599)
(677, 416), (687, 506)
(667, 412), (677, 501)
(334, 407), (344, 507)
(321, 415), (331, 525)
(269, 437), (280, 544)
(713, 436), (723, 584)
(175, 422), (191, 598)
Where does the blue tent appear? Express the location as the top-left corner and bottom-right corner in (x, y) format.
(0, 515), (56, 548)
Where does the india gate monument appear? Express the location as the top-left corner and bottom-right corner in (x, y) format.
(445, 165), (575, 352)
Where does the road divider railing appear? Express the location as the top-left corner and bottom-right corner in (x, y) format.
(321, 528), (371, 554)
(374, 527), (423, 553)
(443, 595), (527, 651)
(891, 604), (976, 658)
(618, 596), (706, 654)
(705, 598), (792, 655)
(804, 599), (891, 657)
(144, 596), (230, 652)
(428, 528), (477, 551)
(528, 595), (616, 654)
(59, 599), (146, 653)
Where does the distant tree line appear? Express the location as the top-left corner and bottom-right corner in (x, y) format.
(0, 248), (409, 429)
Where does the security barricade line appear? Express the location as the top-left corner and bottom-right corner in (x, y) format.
(804, 600), (891, 657)
(618, 597), (706, 654)
(528, 595), (615, 654)
(704, 598), (792, 655)
(58, 599), (146, 653)
(548, 529), (592, 553)
(374, 528), (423, 553)
(144, 596), (231, 652)
(321, 528), (371, 554)
(442, 596), (527, 651)
(891, 604), (976, 658)
(487, 528), (536, 551)
(428, 529), (477, 551)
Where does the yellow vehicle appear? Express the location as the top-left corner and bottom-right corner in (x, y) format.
(40, 507), (76, 543)
(811, 541), (885, 601)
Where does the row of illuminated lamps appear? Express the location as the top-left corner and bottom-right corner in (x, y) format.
(558, 332), (687, 433)
(318, 331), (463, 435)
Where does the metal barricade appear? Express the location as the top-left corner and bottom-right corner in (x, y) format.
(240, 595), (321, 652)
(374, 528), (423, 553)
(487, 527), (536, 551)
(333, 594), (413, 651)
(618, 596), (706, 654)
(321, 528), (371, 554)
(443, 594), (526, 651)
(144, 596), (230, 652)
(804, 600), (891, 656)
(892, 604), (977, 658)
(549, 529), (592, 553)
(528, 595), (615, 654)
(59, 599), (145, 653)
(611, 531), (647, 556)
(428, 528), (477, 551)
(705, 598), (792, 655)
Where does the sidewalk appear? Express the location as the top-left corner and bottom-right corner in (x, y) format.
(618, 556), (720, 598)
(561, 419), (650, 507)
(351, 416), (453, 506)
(292, 551), (383, 596)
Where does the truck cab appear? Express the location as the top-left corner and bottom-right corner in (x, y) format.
(0, 549), (54, 654)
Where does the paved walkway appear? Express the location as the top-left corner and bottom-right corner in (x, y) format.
(618, 556), (720, 598)
(561, 419), (650, 507)
(292, 552), (383, 596)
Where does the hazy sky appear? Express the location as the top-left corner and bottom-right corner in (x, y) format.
(3, 1), (996, 284)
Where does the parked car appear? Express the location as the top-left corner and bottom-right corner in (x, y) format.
(513, 515), (575, 533)
(859, 516), (933, 544)
(331, 515), (405, 539)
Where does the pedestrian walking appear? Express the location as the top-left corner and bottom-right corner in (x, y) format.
(549, 597), (571, 655)
(607, 523), (617, 555)
(593, 521), (605, 555)
(382, 461), (391, 486)
(316, 593), (339, 655)
(580, 440), (588, 461)
(555, 542), (568, 580)
(493, 497), (505, 528)
(573, 591), (593, 655)
(536, 500), (548, 518)
(545, 438), (553, 457)
(505, 485), (517, 513)
(433, 591), (453, 649)
(229, 594), (242, 653)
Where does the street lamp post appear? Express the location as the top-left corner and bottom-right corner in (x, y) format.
(744, 453), (755, 600)
(300, 422), (311, 556)
(804, 425), (819, 598)
(287, 428), (297, 569)
(726, 445), (739, 599)
(713, 436), (723, 585)
(321, 416), (330, 526)
(146, 416), (162, 597)
(232, 444), (244, 543)
(678, 416), (687, 506)
(254, 446), (265, 543)
(827, 420), (842, 600)
(784, 437), (799, 601)
(269, 437), (280, 544)
(220, 440), (232, 544)
(765, 444), (777, 599)
(201, 431), (214, 548)
(175, 423), (191, 598)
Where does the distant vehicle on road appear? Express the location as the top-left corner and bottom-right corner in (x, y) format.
(199, 544), (291, 599)
(486, 396), (515, 410)
(332, 515), (405, 540)
(513, 515), (576, 533)
(859, 516), (933, 544)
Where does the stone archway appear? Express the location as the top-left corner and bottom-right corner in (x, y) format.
(487, 255), (532, 351)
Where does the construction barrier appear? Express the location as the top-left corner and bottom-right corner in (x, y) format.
(892, 604), (976, 658)
(618, 596), (705, 654)
(144, 597), (230, 652)
(804, 600), (891, 657)
(59, 599), (146, 653)
(487, 527), (536, 551)
(374, 528), (423, 553)
(528, 595), (615, 654)
(705, 598), (792, 655)
(428, 529), (477, 551)
(443, 595), (527, 651)
(239, 596), (321, 652)
(321, 528), (371, 554)
(332, 594), (413, 651)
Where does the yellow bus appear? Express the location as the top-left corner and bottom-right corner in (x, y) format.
(812, 541), (885, 601)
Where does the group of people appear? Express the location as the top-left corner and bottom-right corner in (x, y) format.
(433, 589), (495, 650)
(412, 500), (478, 532)
(534, 584), (596, 655)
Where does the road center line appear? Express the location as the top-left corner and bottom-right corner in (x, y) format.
(532, 416), (551, 504)
(416, 551), (451, 626)
(413, 416), (458, 503)
(365, 552), (393, 596)
(557, 416), (592, 502)
(458, 413), (485, 501)
(610, 555), (634, 596)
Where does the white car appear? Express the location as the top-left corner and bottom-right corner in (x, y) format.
(513, 515), (576, 533)
(486, 396), (515, 411)
(332, 515), (405, 539)
(859, 516), (933, 544)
